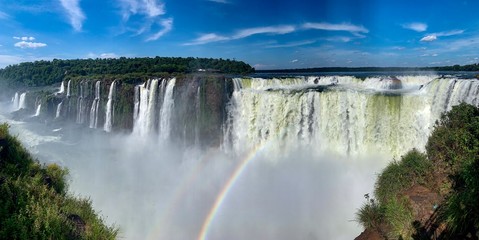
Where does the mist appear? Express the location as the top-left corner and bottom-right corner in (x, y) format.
(0, 100), (388, 240)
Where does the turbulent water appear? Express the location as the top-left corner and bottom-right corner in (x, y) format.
(2, 74), (479, 240)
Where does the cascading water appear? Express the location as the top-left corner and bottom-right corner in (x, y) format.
(56, 101), (63, 119)
(89, 81), (101, 128)
(19, 92), (27, 109)
(66, 80), (72, 98)
(133, 78), (176, 139)
(224, 76), (479, 157)
(159, 78), (176, 141)
(104, 80), (116, 132)
(34, 104), (41, 117)
(76, 81), (85, 124)
(12, 92), (19, 110)
(58, 81), (65, 94)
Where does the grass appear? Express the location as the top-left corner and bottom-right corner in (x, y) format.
(0, 123), (118, 239)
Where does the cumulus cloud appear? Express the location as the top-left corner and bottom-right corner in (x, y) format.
(146, 18), (173, 41)
(302, 22), (369, 33)
(59, 0), (85, 31)
(14, 41), (47, 49)
(402, 22), (427, 32)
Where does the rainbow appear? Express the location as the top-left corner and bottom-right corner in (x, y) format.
(197, 144), (264, 240)
(147, 148), (217, 240)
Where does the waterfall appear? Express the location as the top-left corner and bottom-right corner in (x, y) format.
(56, 101), (63, 118)
(13, 92), (19, 110)
(66, 80), (72, 97)
(34, 104), (41, 117)
(19, 93), (27, 109)
(76, 81), (84, 124)
(146, 79), (159, 132)
(104, 80), (117, 132)
(89, 81), (101, 128)
(224, 76), (479, 157)
(159, 78), (176, 141)
(58, 81), (65, 94)
(133, 85), (140, 120)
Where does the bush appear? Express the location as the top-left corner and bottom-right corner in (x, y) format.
(0, 123), (117, 239)
(375, 149), (431, 204)
(356, 194), (384, 231)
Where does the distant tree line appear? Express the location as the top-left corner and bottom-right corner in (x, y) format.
(0, 57), (254, 88)
(257, 63), (479, 73)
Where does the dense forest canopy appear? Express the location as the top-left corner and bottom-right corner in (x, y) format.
(0, 57), (254, 88)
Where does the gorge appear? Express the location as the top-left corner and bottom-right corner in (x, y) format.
(2, 73), (479, 239)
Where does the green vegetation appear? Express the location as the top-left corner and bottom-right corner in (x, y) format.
(0, 57), (254, 88)
(0, 123), (117, 239)
(356, 103), (479, 239)
(256, 63), (479, 73)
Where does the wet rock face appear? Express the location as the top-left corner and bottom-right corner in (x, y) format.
(383, 76), (403, 90)
(172, 74), (233, 147)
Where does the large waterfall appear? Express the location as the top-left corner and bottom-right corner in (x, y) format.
(34, 104), (41, 117)
(104, 80), (116, 132)
(133, 78), (176, 138)
(12, 92), (19, 110)
(223, 76), (479, 157)
(18, 92), (27, 109)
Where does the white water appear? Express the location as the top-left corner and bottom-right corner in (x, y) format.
(133, 78), (176, 138)
(34, 104), (41, 117)
(224, 76), (479, 157)
(159, 78), (176, 141)
(3, 75), (479, 240)
(19, 92), (27, 109)
(55, 101), (63, 119)
(76, 81), (85, 124)
(12, 92), (19, 110)
(59, 81), (65, 94)
(104, 80), (116, 132)
(89, 81), (101, 128)
(66, 80), (71, 97)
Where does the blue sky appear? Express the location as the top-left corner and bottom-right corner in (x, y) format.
(1, 0), (479, 69)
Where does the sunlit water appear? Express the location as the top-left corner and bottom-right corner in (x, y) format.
(0, 101), (385, 240)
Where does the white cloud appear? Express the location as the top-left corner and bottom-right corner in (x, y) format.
(184, 33), (229, 45)
(146, 18), (173, 41)
(13, 36), (36, 41)
(120, 0), (165, 20)
(291, 59), (298, 63)
(303, 22), (369, 33)
(87, 52), (119, 59)
(207, 0), (230, 3)
(435, 30), (464, 37)
(265, 40), (315, 48)
(392, 46), (405, 50)
(420, 30), (464, 42)
(0, 11), (9, 19)
(420, 35), (437, 42)
(232, 25), (296, 39)
(14, 41), (47, 49)
(118, 0), (171, 41)
(185, 25), (296, 45)
(402, 22), (427, 32)
(322, 36), (352, 43)
(59, 0), (86, 31)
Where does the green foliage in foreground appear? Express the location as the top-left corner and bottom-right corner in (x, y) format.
(0, 123), (117, 239)
(357, 103), (479, 239)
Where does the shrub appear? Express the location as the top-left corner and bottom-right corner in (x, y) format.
(356, 194), (384, 231)
(375, 149), (431, 204)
